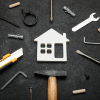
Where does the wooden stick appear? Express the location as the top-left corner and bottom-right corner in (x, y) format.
(9, 2), (20, 8)
(73, 89), (86, 94)
(51, 0), (53, 21)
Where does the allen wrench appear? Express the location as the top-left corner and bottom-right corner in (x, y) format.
(1, 71), (27, 91)
(84, 37), (100, 44)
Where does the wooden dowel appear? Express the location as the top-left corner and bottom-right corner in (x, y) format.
(9, 2), (20, 8)
(73, 89), (86, 94)
(98, 28), (100, 32)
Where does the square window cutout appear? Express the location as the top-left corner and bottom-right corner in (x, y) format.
(47, 44), (51, 48)
(47, 49), (52, 54)
(41, 49), (45, 53)
(41, 44), (45, 48)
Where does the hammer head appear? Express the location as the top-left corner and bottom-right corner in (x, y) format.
(34, 70), (67, 77)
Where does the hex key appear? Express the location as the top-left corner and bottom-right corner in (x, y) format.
(1, 71), (27, 91)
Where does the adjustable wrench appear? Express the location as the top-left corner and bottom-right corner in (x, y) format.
(72, 13), (100, 32)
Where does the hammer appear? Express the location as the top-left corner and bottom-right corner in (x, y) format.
(34, 70), (67, 100)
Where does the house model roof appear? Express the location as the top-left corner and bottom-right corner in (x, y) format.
(34, 28), (69, 43)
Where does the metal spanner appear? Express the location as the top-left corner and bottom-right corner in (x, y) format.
(72, 13), (100, 32)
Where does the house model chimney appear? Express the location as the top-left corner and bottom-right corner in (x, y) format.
(63, 33), (66, 38)
(63, 33), (69, 42)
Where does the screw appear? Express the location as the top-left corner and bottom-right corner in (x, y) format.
(63, 6), (75, 17)
(30, 87), (32, 100)
(8, 34), (23, 40)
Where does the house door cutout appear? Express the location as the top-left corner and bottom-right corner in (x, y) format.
(55, 44), (63, 58)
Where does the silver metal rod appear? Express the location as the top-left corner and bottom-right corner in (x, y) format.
(76, 50), (100, 64)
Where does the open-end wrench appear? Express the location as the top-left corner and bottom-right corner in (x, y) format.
(72, 13), (100, 32)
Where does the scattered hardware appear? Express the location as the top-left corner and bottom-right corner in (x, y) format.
(84, 37), (100, 44)
(22, 9), (38, 26)
(30, 87), (32, 100)
(98, 28), (100, 32)
(34, 70), (67, 100)
(72, 13), (100, 32)
(0, 48), (23, 70)
(73, 89), (86, 94)
(0, 17), (19, 28)
(63, 6), (75, 17)
(85, 74), (90, 80)
(51, 0), (53, 21)
(8, 34), (23, 40)
(76, 50), (100, 64)
(9, 2), (20, 8)
(1, 71), (27, 91)
(34, 28), (70, 62)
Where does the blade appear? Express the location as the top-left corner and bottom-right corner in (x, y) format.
(34, 70), (67, 77)
(0, 48), (23, 67)
(11, 48), (23, 58)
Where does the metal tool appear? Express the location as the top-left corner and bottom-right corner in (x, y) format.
(0, 48), (23, 70)
(72, 13), (100, 32)
(0, 17), (19, 28)
(84, 37), (100, 44)
(8, 34), (23, 40)
(1, 71), (27, 91)
(63, 6), (75, 17)
(51, 0), (53, 21)
(34, 70), (67, 100)
(76, 50), (100, 64)
(30, 87), (32, 100)
(22, 9), (38, 26)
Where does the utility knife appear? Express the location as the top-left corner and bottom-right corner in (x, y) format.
(0, 48), (23, 70)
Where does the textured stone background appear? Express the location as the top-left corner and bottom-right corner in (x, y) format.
(0, 0), (100, 100)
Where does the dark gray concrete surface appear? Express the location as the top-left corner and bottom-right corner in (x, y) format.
(0, 0), (100, 100)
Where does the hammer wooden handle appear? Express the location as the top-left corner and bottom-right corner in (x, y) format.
(48, 77), (57, 100)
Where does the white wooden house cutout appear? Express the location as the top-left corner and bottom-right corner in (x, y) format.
(34, 28), (70, 62)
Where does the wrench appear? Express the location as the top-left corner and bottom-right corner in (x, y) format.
(72, 13), (100, 32)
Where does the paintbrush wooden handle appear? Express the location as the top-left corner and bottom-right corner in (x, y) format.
(48, 77), (57, 100)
